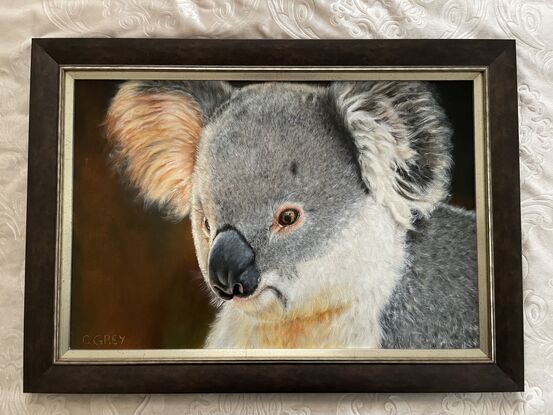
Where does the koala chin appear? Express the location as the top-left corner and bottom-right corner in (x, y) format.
(105, 80), (479, 349)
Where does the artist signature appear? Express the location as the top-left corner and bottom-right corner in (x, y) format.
(82, 334), (126, 346)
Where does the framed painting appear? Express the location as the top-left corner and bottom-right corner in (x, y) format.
(24, 38), (523, 393)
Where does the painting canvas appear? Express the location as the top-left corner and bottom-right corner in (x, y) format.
(69, 77), (479, 351)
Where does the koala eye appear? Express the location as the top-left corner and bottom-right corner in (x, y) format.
(272, 205), (303, 233)
(278, 209), (299, 226)
(203, 217), (211, 236)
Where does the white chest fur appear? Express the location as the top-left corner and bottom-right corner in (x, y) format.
(206, 200), (407, 349)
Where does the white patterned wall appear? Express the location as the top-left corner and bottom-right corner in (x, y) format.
(1, 1), (552, 413)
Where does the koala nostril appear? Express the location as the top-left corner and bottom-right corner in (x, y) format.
(212, 284), (233, 300)
(233, 283), (244, 296)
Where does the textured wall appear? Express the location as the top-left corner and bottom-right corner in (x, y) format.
(1, 1), (551, 414)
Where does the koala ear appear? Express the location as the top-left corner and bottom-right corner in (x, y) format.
(329, 81), (453, 227)
(105, 80), (232, 220)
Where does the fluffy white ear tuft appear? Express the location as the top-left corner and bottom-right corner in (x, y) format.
(105, 81), (231, 220)
(330, 81), (453, 228)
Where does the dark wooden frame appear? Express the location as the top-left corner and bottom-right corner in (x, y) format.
(24, 38), (522, 393)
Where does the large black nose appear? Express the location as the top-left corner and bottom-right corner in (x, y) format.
(208, 228), (260, 300)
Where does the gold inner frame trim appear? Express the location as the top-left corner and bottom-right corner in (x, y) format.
(55, 67), (492, 364)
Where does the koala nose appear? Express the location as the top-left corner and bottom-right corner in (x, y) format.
(208, 227), (260, 300)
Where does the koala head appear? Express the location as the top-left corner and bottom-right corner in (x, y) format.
(105, 80), (452, 320)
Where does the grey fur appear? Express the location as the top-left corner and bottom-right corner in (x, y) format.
(193, 82), (368, 274)
(330, 81), (453, 225)
(136, 80), (233, 123)
(379, 204), (479, 348)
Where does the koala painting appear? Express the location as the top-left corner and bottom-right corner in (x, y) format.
(104, 80), (479, 350)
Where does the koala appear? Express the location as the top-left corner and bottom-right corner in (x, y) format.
(105, 80), (479, 349)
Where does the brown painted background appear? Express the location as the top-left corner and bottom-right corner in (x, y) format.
(70, 80), (474, 349)
(70, 80), (214, 349)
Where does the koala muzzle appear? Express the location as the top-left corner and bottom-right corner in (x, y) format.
(208, 228), (260, 300)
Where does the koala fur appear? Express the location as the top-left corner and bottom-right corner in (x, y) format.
(105, 79), (479, 349)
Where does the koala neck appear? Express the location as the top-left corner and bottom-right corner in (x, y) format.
(206, 200), (407, 349)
